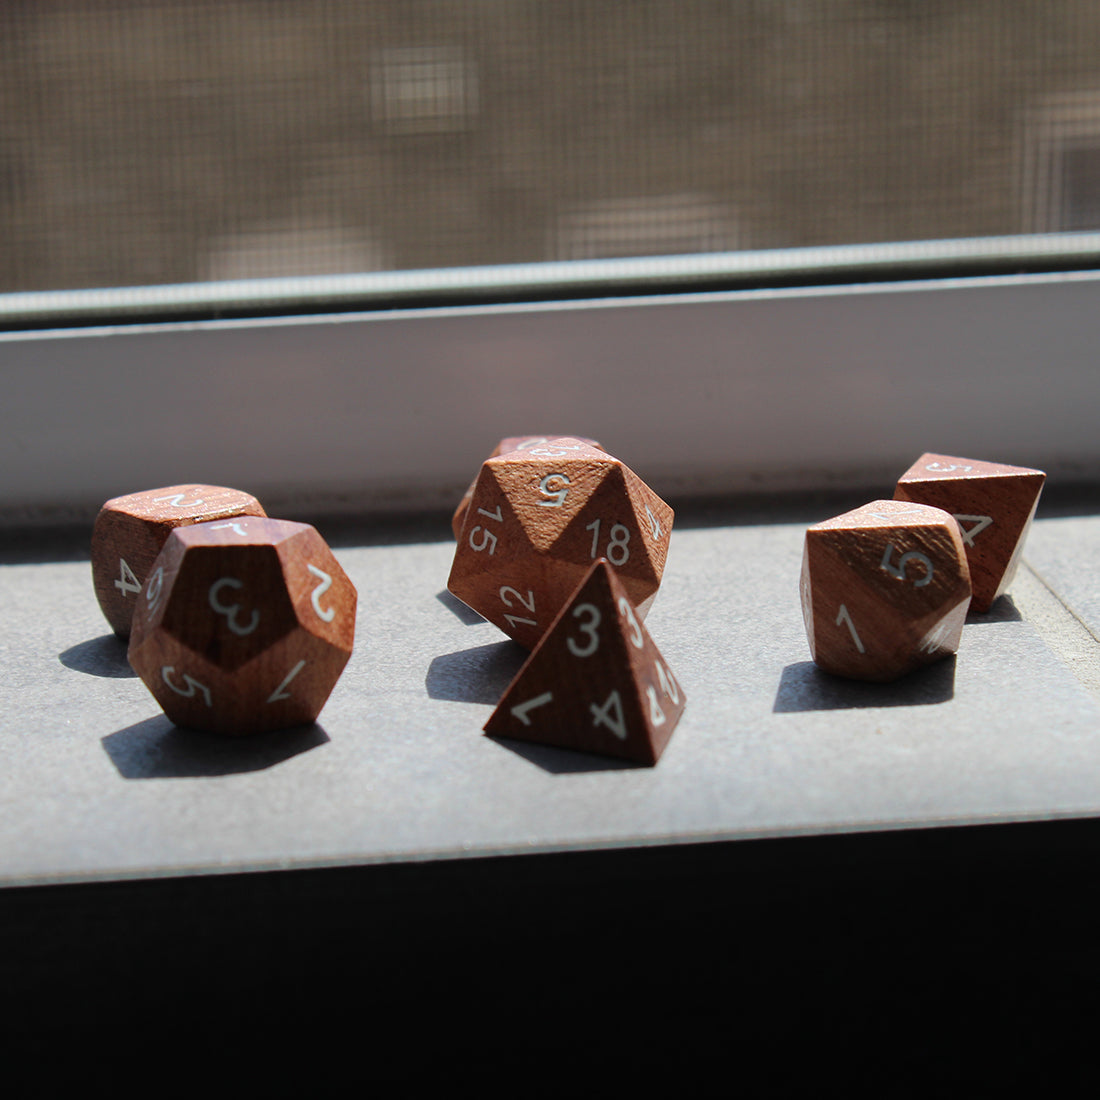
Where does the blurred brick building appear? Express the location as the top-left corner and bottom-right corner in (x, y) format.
(3, 0), (1100, 292)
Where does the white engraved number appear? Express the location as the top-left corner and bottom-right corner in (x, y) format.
(469, 504), (502, 556)
(606, 524), (631, 565)
(145, 566), (165, 614)
(954, 514), (993, 548)
(208, 577), (260, 635)
(152, 491), (206, 509)
(267, 659), (306, 702)
(511, 691), (553, 727)
(868, 506), (925, 521)
(655, 660), (680, 704)
(209, 522), (250, 537)
(500, 586), (537, 629)
(538, 474), (570, 508)
(645, 506), (662, 541)
(617, 596), (644, 649)
(880, 544), (934, 587)
(526, 443), (586, 457)
(646, 686), (667, 727)
(567, 603), (601, 658)
(585, 519), (631, 566)
(926, 462), (972, 473)
(307, 564), (336, 622)
(590, 689), (627, 740)
(836, 604), (866, 653)
(587, 519), (600, 559)
(469, 526), (498, 555)
(115, 557), (141, 598)
(161, 666), (212, 707)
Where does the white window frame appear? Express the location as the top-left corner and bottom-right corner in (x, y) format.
(2, 233), (1100, 528)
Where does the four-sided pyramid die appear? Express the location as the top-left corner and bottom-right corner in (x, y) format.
(484, 558), (686, 765)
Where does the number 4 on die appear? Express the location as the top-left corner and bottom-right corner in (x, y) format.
(484, 559), (685, 765)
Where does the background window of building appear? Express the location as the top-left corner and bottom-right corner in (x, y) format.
(370, 45), (478, 135)
(553, 194), (738, 261)
(1023, 92), (1100, 232)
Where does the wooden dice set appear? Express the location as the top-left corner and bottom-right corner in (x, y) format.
(92, 441), (685, 762)
(448, 436), (685, 766)
(91, 486), (356, 735)
(90, 446), (1043, 761)
(801, 453), (1046, 683)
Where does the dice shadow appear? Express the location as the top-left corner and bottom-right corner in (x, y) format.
(965, 594), (1022, 624)
(426, 640), (527, 705)
(102, 714), (329, 778)
(59, 634), (138, 679)
(427, 641), (636, 773)
(485, 734), (641, 774)
(435, 588), (486, 626)
(774, 657), (956, 712)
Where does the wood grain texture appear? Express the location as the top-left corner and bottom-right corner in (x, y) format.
(894, 453), (1046, 613)
(800, 499), (972, 682)
(484, 559), (685, 765)
(451, 435), (604, 539)
(447, 437), (673, 649)
(91, 484), (266, 637)
(127, 516), (356, 735)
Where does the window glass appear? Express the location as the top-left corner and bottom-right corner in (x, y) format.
(4, 1), (1100, 293)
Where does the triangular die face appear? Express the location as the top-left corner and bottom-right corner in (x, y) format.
(549, 465), (664, 590)
(484, 560), (684, 765)
(897, 456), (1045, 511)
(896, 455), (1046, 547)
(621, 463), (674, 562)
(488, 449), (618, 552)
(456, 463), (517, 542)
(895, 476), (1036, 566)
(898, 452), (1045, 485)
(448, 464), (527, 612)
(893, 462), (1038, 508)
(453, 438), (607, 540)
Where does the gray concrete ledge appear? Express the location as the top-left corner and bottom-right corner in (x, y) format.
(2, 511), (1099, 889)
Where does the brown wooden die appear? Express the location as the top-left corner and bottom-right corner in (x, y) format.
(451, 435), (604, 539)
(893, 453), (1046, 612)
(447, 437), (674, 649)
(800, 499), (972, 682)
(127, 517), (356, 735)
(92, 484), (266, 638)
(484, 559), (684, 765)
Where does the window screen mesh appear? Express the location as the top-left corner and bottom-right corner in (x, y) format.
(4, 0), (1100, 292)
